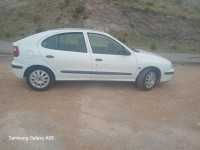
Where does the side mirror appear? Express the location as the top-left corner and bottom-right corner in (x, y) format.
(117, 49), (131, 56)
(123, 49), (131, 56)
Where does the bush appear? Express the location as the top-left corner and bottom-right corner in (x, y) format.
(55, 17), (61, 22)
(175, 0), (183, 5)
(83, 15), (88, 20)
(118, 37), (127, 43)
(130, 7), (142, 12)
(72, 13), (79, 19)
(65, 0), (70, 5)
(146, 2), (154, 6)
(36, 27), (44, 33)
(33, 15), (41, 24)
(180, 15), (186, 20)
(144, 7), (150, 13)
(75, 5), (85, 14)
(18, 11), (25, 17)
(150, 44), (157, 50)
(4, 31), (11, 38)
(59, 0), (70, 9)
(172, 45), (177, 50)
(72, 4), (85, 19)
(194, 6), (200, 11)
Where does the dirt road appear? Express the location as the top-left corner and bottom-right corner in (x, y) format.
(0, 55), (200, 150)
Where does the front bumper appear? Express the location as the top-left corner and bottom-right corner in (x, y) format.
(160, 68), (174, 82)
(11, 61), (27, 79)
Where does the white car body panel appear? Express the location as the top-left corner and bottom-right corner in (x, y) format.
(38, 31), (92, 80)
(134, 51), (174, 82)
(12, 28), (174, 84)
(90, 53), (137, 81)
(84, 31), (137, 81)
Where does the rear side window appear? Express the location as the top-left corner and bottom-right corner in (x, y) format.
(42, 35), (58, 50)
(42, 33), (87, 53)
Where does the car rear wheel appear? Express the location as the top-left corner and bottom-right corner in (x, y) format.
(137, 68), (157, 91)
(26, 68), (54, 91)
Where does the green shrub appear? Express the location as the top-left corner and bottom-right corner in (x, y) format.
(65, 0), (70, 5)
(172, 45), (177, 50)
(83, 15), (88, 20)
(75, 5), (85, 14)
(144, 7), (150, 13)
(150, 44), (157, 50)
(4, 31), (11, 38)
(194, 6), (200, 11)
(33, 15), (41, 24)
(130, 7), (142, 12)
(55, 17), (61, 22)
(36, 27), (44, 33)
(175, 0), (183, 5)
(118, 37), (127, 43)
(72, 4), (85, 19)
(18, 11), (25, 17)
(72, 13), (79, 19)
(146, 2), (154, 6)
(180, 15), (186, 20)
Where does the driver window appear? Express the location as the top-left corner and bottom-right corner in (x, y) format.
(88, 33), (124, 55)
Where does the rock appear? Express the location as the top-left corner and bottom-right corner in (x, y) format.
(51, 109), (58, 112)
(3, 139), (9, 142)
(47, 125), (54, 129)
(118, 90), (123, 93)
(161, 117), (167, 121)
(196, 122), (200, 126)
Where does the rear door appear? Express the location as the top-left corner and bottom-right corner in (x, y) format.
(38, 32), (92, 80)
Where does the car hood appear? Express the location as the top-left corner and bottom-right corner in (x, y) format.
(136, 49), (161, 57)
(134, 49), (172, 68)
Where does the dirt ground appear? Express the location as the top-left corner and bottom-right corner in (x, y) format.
(0, 56), (200, 150)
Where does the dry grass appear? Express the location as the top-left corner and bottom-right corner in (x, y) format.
(110, 0), (200, 21)
(0, 0), (199, 53)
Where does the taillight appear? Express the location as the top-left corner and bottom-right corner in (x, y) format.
(13, 46), (19, 57)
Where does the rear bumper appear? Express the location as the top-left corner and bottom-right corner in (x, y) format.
(160, 68), (174, 82)
(11, 61), (27, 79)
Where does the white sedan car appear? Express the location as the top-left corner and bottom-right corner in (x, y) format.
(12, 29), (174, 91)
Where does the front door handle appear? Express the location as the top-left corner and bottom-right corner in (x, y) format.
(46, 55), (54, 58)
(95, 58), (103, 62)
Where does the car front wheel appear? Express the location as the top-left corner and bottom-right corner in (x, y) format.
(137, 68), (157, 91)
(26, 68), (54, 91)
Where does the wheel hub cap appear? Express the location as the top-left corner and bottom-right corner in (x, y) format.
(145, 72), (156, 89)
(30, 70), (50, 88)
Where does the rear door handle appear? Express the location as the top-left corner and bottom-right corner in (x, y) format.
(95, 58), (103, 62)
(46, 55), (54, 58)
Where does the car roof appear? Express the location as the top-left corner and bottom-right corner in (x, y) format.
(51, 28), (106, 34)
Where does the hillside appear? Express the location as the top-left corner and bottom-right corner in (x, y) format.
(0, 0), (200, 53)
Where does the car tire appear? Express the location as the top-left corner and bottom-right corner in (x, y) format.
(137, 68), (157, 91)
(26, 67), (54, 91)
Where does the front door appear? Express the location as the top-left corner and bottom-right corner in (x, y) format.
(38, 32), (92, 80)
(87, 33), (137, 81)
